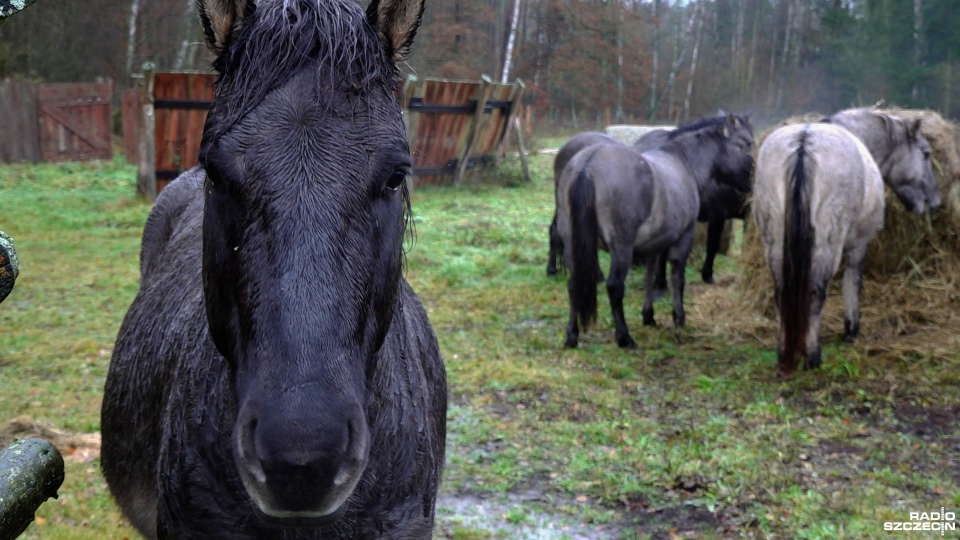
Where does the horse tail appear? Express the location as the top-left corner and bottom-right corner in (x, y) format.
(780, 128), (814, 373)
(568, 164), (599, 328)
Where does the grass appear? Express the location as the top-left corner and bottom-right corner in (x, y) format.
(0, 151), (957, 539)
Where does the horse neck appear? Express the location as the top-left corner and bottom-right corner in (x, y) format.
(664, 135), (716, 189)
(833, 112), (897, 175)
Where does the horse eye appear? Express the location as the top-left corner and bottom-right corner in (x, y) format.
(384, 169), (408, 193)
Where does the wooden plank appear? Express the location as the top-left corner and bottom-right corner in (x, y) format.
(453, 75), (494, 185)
(121, 88), (141, 163)
(0, 82), (39, 163)
(137, 64), (157, 200)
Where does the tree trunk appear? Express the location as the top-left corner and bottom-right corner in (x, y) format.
(0, 438), (64, 540)
(649, 0), (661, 121)
(912, 0), (923, 101)
(501, 0), (521, 83)
(0, 0), (39, 21)
(126, 0), (141, 77)
(174, 0), (196, 70)
(684, 2), (705, 121)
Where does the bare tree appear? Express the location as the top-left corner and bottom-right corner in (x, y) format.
(501, 0), (521, 83)
(126, 0), (141, 77)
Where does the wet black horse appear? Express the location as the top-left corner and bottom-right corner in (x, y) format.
(100, 0), (446, 538)
(556, 115), (753, 348)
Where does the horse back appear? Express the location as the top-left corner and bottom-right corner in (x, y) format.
(554, 132), (619, 181)
(101, 169), (209, 538)
(631, 149), (701, 249)
(556, 144), (654, 248)
(755, 123), (883, 273)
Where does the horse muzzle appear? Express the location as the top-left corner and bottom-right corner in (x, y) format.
(234, 396), (370, 525)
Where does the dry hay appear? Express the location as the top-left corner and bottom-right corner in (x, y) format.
(0, 416), (101, 463)
(701, 108), (960, 359)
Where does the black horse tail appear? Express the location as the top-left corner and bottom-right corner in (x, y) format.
(779, 128), (814, 374)
(569, 165), (599, 329)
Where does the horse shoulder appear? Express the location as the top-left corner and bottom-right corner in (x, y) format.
(358, 278), (446, 534)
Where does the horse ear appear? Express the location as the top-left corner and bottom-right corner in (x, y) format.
(198, 0), (258, 57)
(366, 0), (426, 63)
(909, 118), (923, 138)
(718, 122), (730, 138)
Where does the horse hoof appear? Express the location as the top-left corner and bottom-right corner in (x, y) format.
(618, 336), (636, 349)
(563, 338), (578, 349)
(802, 352), (822, 370)
(652, 287), (667, 301)
(546, 266), (557, 276)
(702, 274), (715, 284)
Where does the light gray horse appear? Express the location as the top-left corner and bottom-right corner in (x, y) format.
(753, 109), (941, 376)
(557, 115), (754, 349)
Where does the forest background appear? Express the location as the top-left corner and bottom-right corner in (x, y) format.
(0, 0), (958, 131)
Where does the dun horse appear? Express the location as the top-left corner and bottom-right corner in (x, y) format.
(100, 0), (446, 538)
(753, 108), (941, 376)
(557, 115), (754, 348)
(546, 118), (750, 287)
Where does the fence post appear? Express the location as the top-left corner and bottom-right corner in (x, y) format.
(401, 74), (421, 191)
(137, 62), (157, 201)
(453, 75), (494, 186)
(495, 79), (529, 182)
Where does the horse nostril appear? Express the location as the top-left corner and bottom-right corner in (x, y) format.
(241, 417), (267, 484)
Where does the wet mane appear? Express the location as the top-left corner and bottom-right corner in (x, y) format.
(668, 116), (731, 139)
(206, 0), (394, 142)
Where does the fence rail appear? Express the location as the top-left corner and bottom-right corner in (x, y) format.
(122, 71), (528, 199)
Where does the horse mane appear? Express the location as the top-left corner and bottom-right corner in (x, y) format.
(206, 0), (395, 143)
(667, 116), (731, 139)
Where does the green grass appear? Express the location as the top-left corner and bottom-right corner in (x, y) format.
(0, 153), (957, 539)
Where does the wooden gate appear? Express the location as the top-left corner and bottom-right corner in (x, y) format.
(130, 67), (215, 199)
(37, 82), (112, 162)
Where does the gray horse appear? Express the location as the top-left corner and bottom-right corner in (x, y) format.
(753, 109), (941, 376)
(557, 114), (754, 349)
(547, 117), (751, 287)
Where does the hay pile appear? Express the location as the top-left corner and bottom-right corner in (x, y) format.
(695, 108), (960, 358)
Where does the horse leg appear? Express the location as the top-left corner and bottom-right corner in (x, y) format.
(641, 256), (658, 327)
(803, 279), (829, 370)
(701, 216), (725, 284)
(841, 243), (868, 342)
(668, 249), (689, 328)
(547, 214), (562, 276)
(653, 252), (668, 300)
(607, 246), (635, 348)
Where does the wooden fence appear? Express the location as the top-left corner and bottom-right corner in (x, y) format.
(125, 71), (527, 199)
(0, 81), (112, 164)
(403, 75), (527, 186)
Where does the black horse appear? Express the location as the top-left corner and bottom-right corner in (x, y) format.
(556, 115), (753, 348)
(100, 1), (446, 538)
(546, 116), (751, 286)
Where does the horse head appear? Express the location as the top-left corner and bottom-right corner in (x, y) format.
(196, 0), (422, 526)
(709, 113), (754, 193)
(884, 116), (942, 214)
